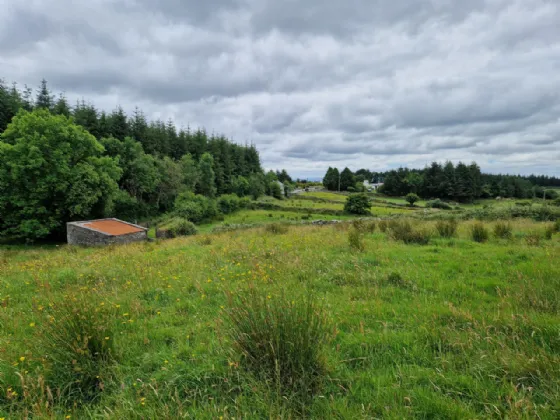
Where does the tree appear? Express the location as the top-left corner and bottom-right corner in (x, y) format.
(322, 167), (340, 191)
(180, 153), (199, 192)
(232, 175), (250, 197)
(197, 152), (217, 197)
(53, 93), (71, 117)
(35, 79), (53, 110)
(344, 193), (371, 215)
(405, 193), (420, 206)
(0, 109), (121, 240)
(339, 167), (355, 191)
(248, 173), (265, 199)
(270, 181), (283, 200)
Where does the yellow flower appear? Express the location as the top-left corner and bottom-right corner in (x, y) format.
(105, 337), (110, 340)
(19, 356), (25, 362)
(29, 322), (35, 327)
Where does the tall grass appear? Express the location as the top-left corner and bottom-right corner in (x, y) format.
(470, 222), (489, 243)
(348, 227), (365, 252)
(387, 219), (431, 245)
(225, 289), (329, 400)
(435, 219), (458, 238)
(38, 297), (116, 404)
(493, 221), (512, 239)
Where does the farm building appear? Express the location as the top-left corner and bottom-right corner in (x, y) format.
(67, 218), (148, 246)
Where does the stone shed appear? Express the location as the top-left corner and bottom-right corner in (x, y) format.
(67, 218), (148, 246)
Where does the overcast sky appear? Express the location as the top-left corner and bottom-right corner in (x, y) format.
(1, 0), (559, 178)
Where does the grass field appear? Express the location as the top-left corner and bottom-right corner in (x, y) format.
(1, 218), (559, 418)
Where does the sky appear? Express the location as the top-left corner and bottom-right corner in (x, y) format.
(1, 0), (559, 179)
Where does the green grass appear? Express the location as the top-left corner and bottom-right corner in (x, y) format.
(0, 219), (559, 418)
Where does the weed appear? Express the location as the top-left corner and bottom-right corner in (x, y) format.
(225, 289), (328, 398)
(493, 221), (512, 239)
(470, 222), (489, 243)
(436, 219), (458, 238)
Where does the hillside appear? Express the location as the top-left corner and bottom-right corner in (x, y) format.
(1, 218), (559, 418)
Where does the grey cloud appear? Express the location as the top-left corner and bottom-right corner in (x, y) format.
(1, 0), (559, 177)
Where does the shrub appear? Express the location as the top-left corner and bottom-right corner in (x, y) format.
(174, 192), (217, 223)
(544, 225), (554, 240)
(553, 197), (560, 207)
(426, 199), (452, 210)
(388, 220), (431, 245)
(493, 221), (512, 239)
(225, 290), (328, 397)
(170, 219), (197, 237)
(344, 194), (371, 215)
(348, 227), (365, 252)
(265, 223), (289, 234)
(38, 297), (115, 404)
(470, 222), (489, 243)
(405, 193), (420, 207)
(553, 219), (560, 232)
(217, 194), (241, 214)
(435, 219), (458, 238)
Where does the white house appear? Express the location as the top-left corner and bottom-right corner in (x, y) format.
(363, 180), (384, 191)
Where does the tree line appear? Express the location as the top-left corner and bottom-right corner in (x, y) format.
(323, 162), (559, 202)
(0, 79), (293, 240)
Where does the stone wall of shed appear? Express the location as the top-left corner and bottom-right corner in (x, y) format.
(106, 231), (147, 244)
(67, 224), (147, 246)
(67, 223), (108, 246)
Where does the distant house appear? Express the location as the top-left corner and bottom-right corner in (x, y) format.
(363, 180), (384, 191)
(67, 218), (148, 246)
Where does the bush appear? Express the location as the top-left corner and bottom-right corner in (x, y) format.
(217, 194), (241, 214)
(174, 192), (217, 223)
(493, 221), (512, 239)
(38, 297), (115, 404)
(265, 223), (289, 234)
(344, 194), (371, 215)
(554, 219), (560, 232)
(348, 227), (365, 252)
(169, 219), (197, 237)
(470, 222), (489, 243)
(405, 193), (420, 207)
(435, 219), (458, 238)
(225, 290), (328, 397)
(388, 220), (431, 245)
(426, 199), (452, 210)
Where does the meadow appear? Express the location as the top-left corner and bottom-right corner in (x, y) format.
(0, 216), (559, 418)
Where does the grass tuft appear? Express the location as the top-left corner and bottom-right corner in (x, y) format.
(493, 221), (513, 239)
(435, 219), (458, 238)
(470, 222), (489, 243)
(37, 297), (116, 404)
(348, 227), (366, 252)
(264, 223), (289, 234)
(387, 219), (431, 245)
(225, 289), (328, 399)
